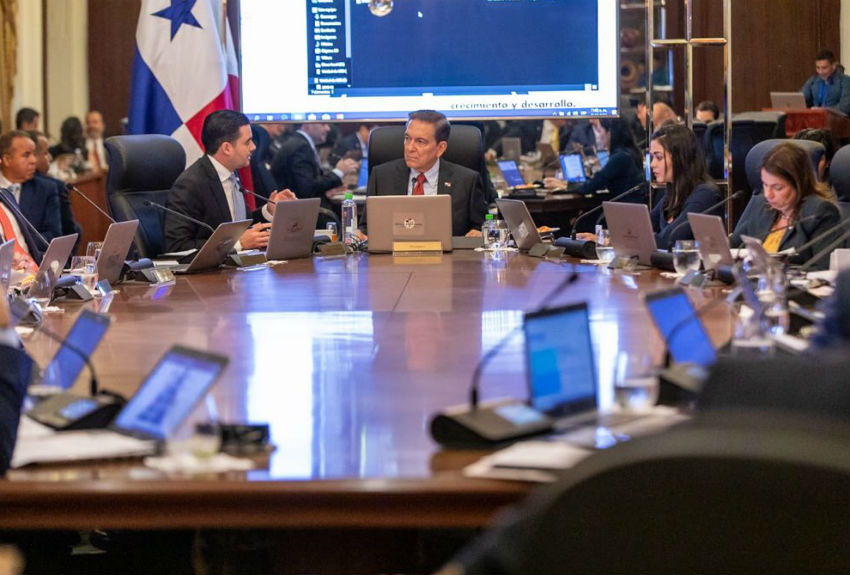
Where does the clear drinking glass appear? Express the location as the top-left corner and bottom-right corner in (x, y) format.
(595, 228), (615, 263)
(487, 220), (510, 250)
(69, 256), (99, 292)
(672, 240), (701, 275)
(325, 222), (338, 242)
(86, 241), (103, 260)
(614, 351), (659, 412)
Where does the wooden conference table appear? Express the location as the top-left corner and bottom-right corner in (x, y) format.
(1, 251), (733, 532)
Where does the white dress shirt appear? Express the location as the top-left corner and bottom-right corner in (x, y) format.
(86, 137), (107, 171)
(407, 159), (441, 196)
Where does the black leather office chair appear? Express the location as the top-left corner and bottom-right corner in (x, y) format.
(734, 110), (787, 140)
(367, 124), (491, 199)
(691, 120), (708, 155)
(832, 144), (850, 202)
(249, 124), (277, 206)
(744, 138), (825, 192)
(454, 412), (850, 574)
(104, 135), (185, 258)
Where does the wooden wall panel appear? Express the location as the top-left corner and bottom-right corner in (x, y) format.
(87, 0), (140, 137)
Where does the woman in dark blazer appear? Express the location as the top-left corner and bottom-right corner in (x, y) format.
(730, 142), (840, 270)
(648, 123), (722, 250)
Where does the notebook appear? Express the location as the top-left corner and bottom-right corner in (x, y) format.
(366, 195), (453, 253)
(14, 345), (228, 467)
(688, 213), (734, 271)
(602, 202), (658, 266)
(96, 220), (139, 284)
(559, 153), (587, 184)
(265, 198), (320, 260)
(169, 220), (251, 274)
(770, 92), (806, 110)
(496, 160), (527, 188)
(496, 198), (543, 251)
(33, 309), (111, 391)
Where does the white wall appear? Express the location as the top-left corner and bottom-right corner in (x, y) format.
(11, 1), (43, 128)
(44, 0), (88, 141)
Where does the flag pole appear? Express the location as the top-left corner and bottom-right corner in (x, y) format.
(220, 0), (228, 51)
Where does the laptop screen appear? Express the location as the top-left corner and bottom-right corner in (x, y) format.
(559, 154), (587, 183)
(497, 160), (525, 187)
(43, 310), (111, 390)
(114, 346), (228, 440)
(524, 302), (596, 415)
(597, 150), (610, 168)
(644, 288), (716, 367)
(357, 158), (369, 188)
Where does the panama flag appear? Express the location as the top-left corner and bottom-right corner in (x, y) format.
(128, 0), (240, 167)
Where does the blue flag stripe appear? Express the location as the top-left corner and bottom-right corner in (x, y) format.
(128, 47), (183, 136)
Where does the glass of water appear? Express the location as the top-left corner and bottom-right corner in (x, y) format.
(86, 241), (103, 260)
(488, 220), (510, 250)
(595, 228), (615, 264)
(672, 240), (701, 275)
(70, 256), (99, 292)
(614, 351), (659, 412)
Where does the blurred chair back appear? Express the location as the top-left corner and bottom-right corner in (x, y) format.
(745, 138), (825, 192)
(457, 413), (850, 574)
(832, 144), (850, 202)
(249, 124), (277, 205)
(734, 110), (787, 140)
(368, 124), (489, 196)
(105, 135), (185, 258)
(692, 121), (708, 155)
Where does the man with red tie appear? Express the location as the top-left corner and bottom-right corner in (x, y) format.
(363, 110), (487, 237)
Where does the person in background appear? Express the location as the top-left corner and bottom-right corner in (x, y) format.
(26, 131), (80, 242)
(14, 108), (40, 132)
(730, 142), (839, 270)
(695, 100), (720, 123)
(0, 295), (32, 475)
(793, 128), (836, 186)
(48, 116), (87, 174)
(801, 49), (850, 115)
(331, 123), (375, 163)
(84, 110), (108, 172)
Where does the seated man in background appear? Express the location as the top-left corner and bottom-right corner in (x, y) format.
(363, 109), (487, 237)
(84, 110), (108, 172)
(801, 49), (850, 115)
(164, 110), (294, 254)
(14, 107), (39, 132)
(331, 122), (374, 163)
(27, 131), (81, 241)
(0, 130), (61, 243)
(695, 100), (719, 123)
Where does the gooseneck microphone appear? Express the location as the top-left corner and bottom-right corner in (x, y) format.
(143, 200), (216, 234)
(569, 182), (645, 239)
(67, 184), (116, 223)
(788, 214), (850, 257)
(665, 189), (745, 243)
(798, 221), (850, 271)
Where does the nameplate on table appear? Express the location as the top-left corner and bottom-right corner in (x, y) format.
(392, 241), (443, 254)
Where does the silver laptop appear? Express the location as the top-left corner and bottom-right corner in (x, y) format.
(602, 202), (657, 266)
(26, 233), (79, 299)
(501, 137), (522, 161)
(96, 220), (139, 284)
(366, 195), (453, 253)
(770, 92), (806, 110)
(265, 198), (320, 260)
(0, 238), (13, 292)
(171, 220), (252, 274)
(497, 198), (543, 250)
(13, 345), (228, 467)
(688, 213), (734, 271)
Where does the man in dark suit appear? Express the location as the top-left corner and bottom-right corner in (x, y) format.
(363, 110), (487, 237)
(270, 122), (360, 203)
(165, 110), (295, 254)
(0, 296), (33, 475)
(330, 123), (374, 165)
(28, 131), (80, 241)
(0, 130), (61, 243)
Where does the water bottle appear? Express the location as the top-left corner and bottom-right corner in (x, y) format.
(482, 214), (495, 249)
(341, 192), (357, 246)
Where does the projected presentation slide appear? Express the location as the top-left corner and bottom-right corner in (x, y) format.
(240, 0), (619, 121)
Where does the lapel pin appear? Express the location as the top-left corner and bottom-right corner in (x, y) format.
(445, 181), (452, 188)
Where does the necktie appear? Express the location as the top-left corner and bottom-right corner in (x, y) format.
(413, 172), (426, 196)
(229, 175), (247, 221)
(9, 184), (21, 204)
(0, 191), (36, 271)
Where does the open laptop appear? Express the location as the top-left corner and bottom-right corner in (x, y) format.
(25, 233), (79, 298)
(559, 153), (587, 187)
(366, 195), (453, 253)
(169, 220), (251, 274)
(32, 309), (112, 391)
(501, 137), (522, 162)
(602, 202), (657, 266)
(496, 160), (527, 188)
(13, 345), (228, 467)
(0, 238), (13, 292)
(355, 158), (369, 192)
(96, 220), (139, 284)
(596, 150), (610, 169)
(688, 213), (734, 271)
(770, 92), (807, 110)
(643, 287), (717, 367)
(265, 198), (320, 260)
(496, 198), (543, 250)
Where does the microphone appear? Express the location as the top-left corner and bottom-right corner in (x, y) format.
(240, 184), (341, 230)
(787, 214), (850, 257)
(143, 200), (216, 234)
(429, 270), (580, 447)
(798, 225), (850, 271)
(665, 190), (745, 243)
(67, 184), (116, 223)
(0, 187), (50, 248)
(569, 182), (645, 238)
